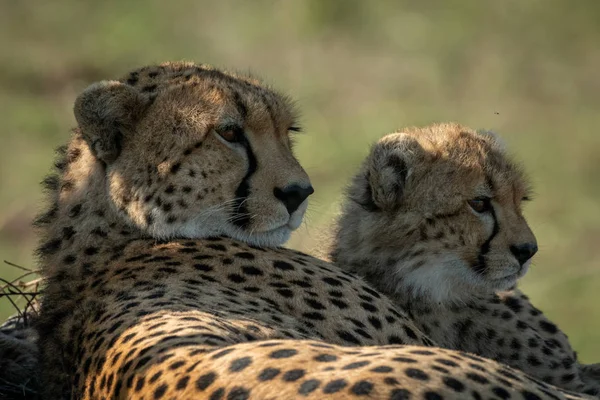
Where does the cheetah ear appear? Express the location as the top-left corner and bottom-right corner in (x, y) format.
(361, 133), (421, 211)
(476, 129), (507, 152)
(74, 80), (150, 164)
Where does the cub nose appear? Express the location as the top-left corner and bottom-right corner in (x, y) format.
(510, 242), (538, 266)
(274, 184), (314, 214)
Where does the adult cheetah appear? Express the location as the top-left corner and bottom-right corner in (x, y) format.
(28, 62), (594, 399)
(331, 123), (600, 397)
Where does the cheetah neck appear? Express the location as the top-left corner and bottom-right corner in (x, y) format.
(35, 132), (144, 278)
(331, 218), (483, 308)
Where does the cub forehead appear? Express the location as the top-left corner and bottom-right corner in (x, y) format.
(374, 123), (530, 202)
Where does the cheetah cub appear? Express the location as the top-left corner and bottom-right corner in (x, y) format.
(331, 123), (600, 397)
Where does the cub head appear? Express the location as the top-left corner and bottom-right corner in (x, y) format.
(73, 62), (313, 247)
(333, 123), (537, 303)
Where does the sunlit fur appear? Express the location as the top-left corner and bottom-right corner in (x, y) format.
(46, 61), (311, 252)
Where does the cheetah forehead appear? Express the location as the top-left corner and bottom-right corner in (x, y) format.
(378, 123), (529, 195)
(117, 61), (298, 137)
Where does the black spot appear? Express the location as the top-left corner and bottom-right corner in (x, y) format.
(207, 244), (227, 251)
(466, 372), (489, 384)
(405, 368), (429, 380)
(527, 354), (542, 366)
(424, 392), (443, 400)
(561, 373), (575, 383)
(229, 357), (252, 372)
(154, 384), (168, 399)
(322, 277), (342, 286)
(304, 298), (326, 310)
(521, 391), (542, 400)
(390, 388), (411, 400)
(270, 349), (297, 359)
(196, 372), (217, 390)
(435, 358), (458, 367)
(211, 349), (234, 359)
(342, 361), (370, 370)
(403, 325), (418, 340)
(176, 376), (189, 390)
(69, 203), (83, 218)
(142, 84), (157, 92)
(227, 274), (246, 283)
(258, 368), (280, 381)
(241, 266), (263, 276)
(393, 357), (417, 364)
(282, 369), (305, 382)
(134, 376), (145, 391)
(330, 298), (349, 309)
(39, 238), (62, 254)
(503, 296), (523, 313)
(194, 263), (213, 272)
(210, 388), (225, 400)
(388, 335), (405, 344)
(337, 330), (361, 345)
(371, 366), (393, 373)
(351, 380), (373, 395)
(322, 379), (348, 394)
(273, 261), (295, 271)
(170, 163), (181, 174)
(443, 377), (465, 392)
(315, 354), (337, 362)
(84, 246), (99, 256)
(492, 386), (511, 399)
(361, 302), (378, 312)
(277, 289), (294, 298)
(226, 387), (249, 400)
(235, 252), (255, 260)
(367, 316), (382, 330)
(539, 320), (558, 334)
(298, 379), (320, 395)
(510, 338), (522, 350)
(303, 312), (325, 321)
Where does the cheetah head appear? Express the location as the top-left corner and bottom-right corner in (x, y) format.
(73, 62), (313, 247)
(333, 123), (537, 303)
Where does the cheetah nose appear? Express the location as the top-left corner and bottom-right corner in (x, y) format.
(510, 242), (538, 266)
(274, 184), (314, 215)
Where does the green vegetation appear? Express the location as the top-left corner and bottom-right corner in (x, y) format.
(0, 0), (598, 361)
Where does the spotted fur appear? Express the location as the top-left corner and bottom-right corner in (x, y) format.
(332, 123), (600, 397)
(23, 65), (594, 399)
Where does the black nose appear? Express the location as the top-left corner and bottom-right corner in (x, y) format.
(510, 242), (538, 266)
(274, 184), (314, 214)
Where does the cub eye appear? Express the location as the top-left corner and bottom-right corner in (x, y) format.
(468, 197), (492, 213)
(217, 128), (243, 143)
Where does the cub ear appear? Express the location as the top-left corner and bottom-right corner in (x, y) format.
(74, 81), (150, 163)
(354, 133), (422, 211)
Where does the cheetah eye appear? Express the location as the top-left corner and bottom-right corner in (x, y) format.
(217, 127), (244, 143)
(468, 197), (492, 213)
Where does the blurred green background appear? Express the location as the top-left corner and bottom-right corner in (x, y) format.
(0, 0), (598, 361)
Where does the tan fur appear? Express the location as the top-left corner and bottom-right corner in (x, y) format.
(27, 65), (591, 400)
(332, 123), (599, 396)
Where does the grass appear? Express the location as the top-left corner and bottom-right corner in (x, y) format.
(0, 0), (598, 362)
